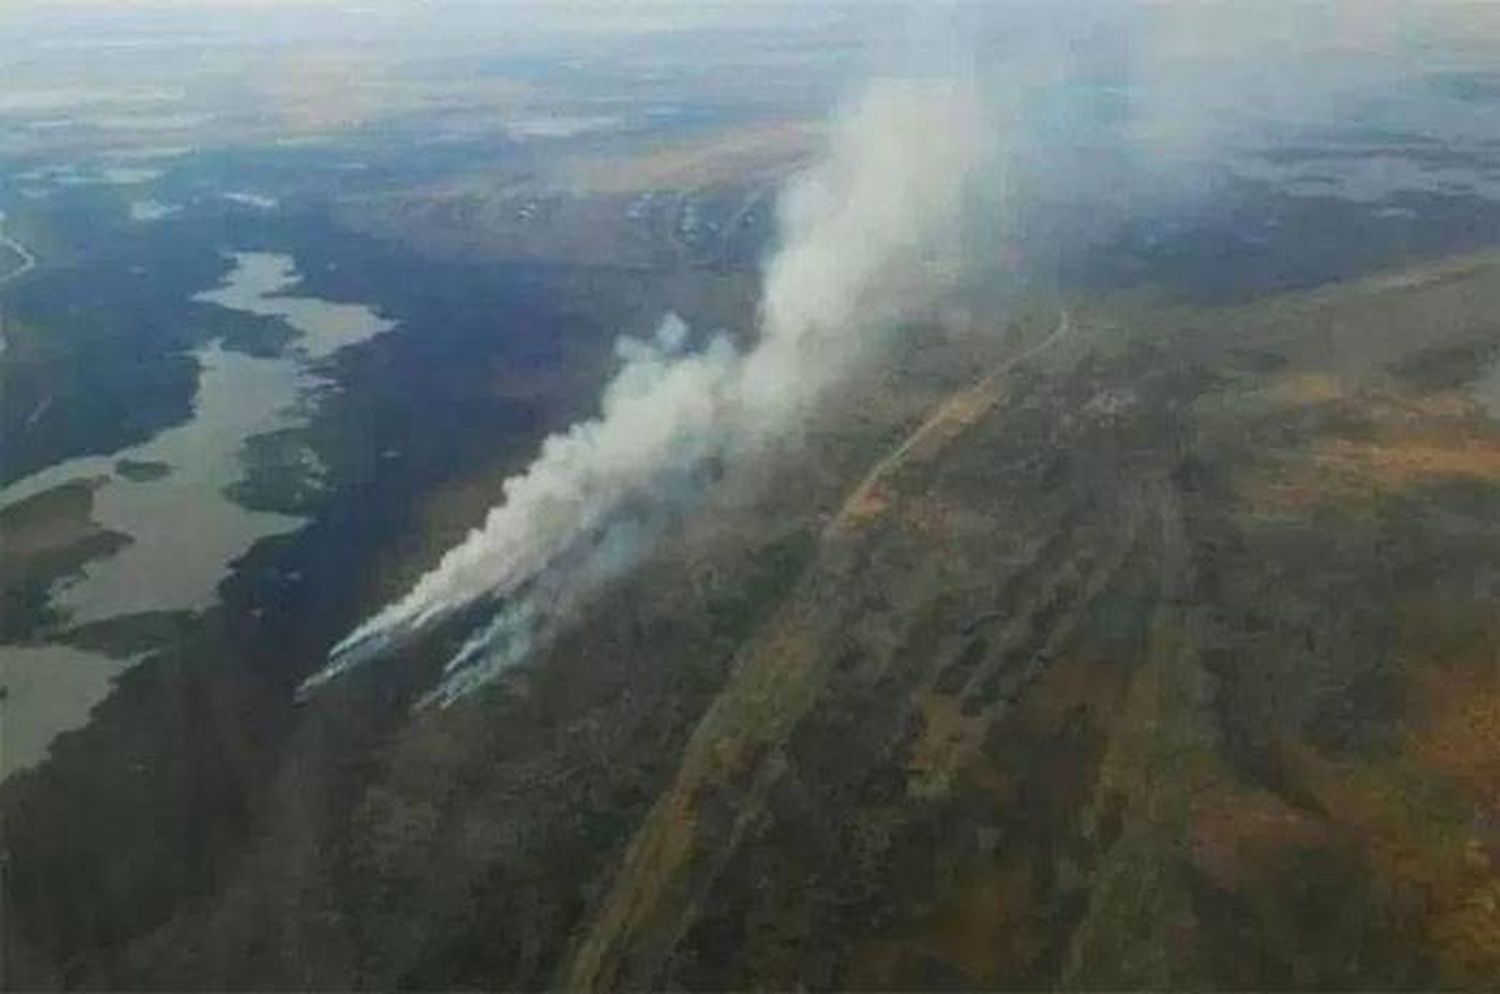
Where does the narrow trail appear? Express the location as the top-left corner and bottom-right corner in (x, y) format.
(829, 308), (1074, 533)
(569, 309), (1079, 990)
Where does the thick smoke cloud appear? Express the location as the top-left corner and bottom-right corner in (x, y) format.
(740, 77), (980, 426)
(306, 76), (986, 700)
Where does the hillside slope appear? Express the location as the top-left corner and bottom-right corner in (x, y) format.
(6, 255), (1500, 990)
(563, 253), (1500, 990)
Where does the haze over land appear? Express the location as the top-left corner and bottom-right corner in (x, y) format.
(2, 2), (1500, 990)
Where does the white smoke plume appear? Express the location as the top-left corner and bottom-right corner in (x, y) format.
(305, 76), (985, 701)
(741, 76), (982, 426)
(305, 315), (740, 693)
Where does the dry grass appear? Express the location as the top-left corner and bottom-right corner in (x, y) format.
(1284, 742), (1500, 988)
(1264, 372), (1350, 407)
(906, 689), (989, 793)
(1411, 668), (1500, 812)
(566, 609), (820, 990)
(1248, 436), (1500, 512)
(923, 865), (1042, 983)
(1240, 377), (1500, 514)
(1264, 604), (1500, 989)
(557, 120), (822, 194)
(831, 375), (1007, 533)
(1319, 436), (1500, 484)
(1189, 787), (1334, 891)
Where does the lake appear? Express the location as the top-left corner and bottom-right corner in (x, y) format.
(0, 250), (394, 778)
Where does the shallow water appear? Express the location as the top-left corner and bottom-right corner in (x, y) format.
(0, 252), (394, 776)
(194, 251), (394, 359)
(0, 645), (134, 780)
(34, 343), (307, 622)
(1, 254), (392, 622)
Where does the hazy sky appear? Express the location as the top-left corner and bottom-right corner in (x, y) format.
(13, 0), (1499, 44)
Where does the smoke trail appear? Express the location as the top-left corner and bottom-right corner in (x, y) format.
(740, 76), (981, 426)
(307, 314), (739, 692)
(306, 76), (985, 701)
